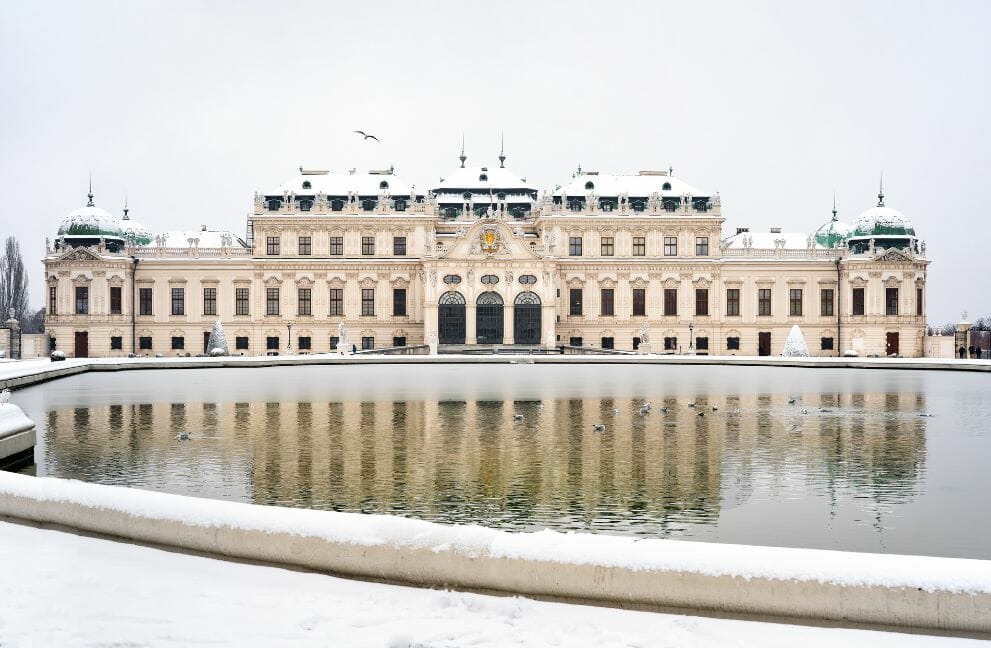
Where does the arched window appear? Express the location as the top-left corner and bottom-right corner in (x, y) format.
(585, 181), (594, 190)
(379, 180), (389, 190)
(477, 291), (503, 305)
(443, 274), (462, 285)
(662, 182), (672, 191)
(479, 173), (488, 182)
(481, 274), (500, 285)
(514, 291), (541, 305)
(302, 180), (312, 190)
(439, 291), (466, 305)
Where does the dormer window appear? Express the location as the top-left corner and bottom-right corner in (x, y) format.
(379, 180), (389, 190)
(462, 192), (472, 200)
(662, 182), (672, 191)
(302, 180), (312, 190)
(497, 192), (506, 201)
(585, 181), (594, 190)
(479, 173), (488, 182)
(298, 199), (313, 211)
(267, 199), (281, 211)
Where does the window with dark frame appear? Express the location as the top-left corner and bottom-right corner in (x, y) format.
(361, 236), (375, 256)
(789, 288), (803, 317)
(664, 236), (677, 256)
(727, 336), (741, 350)
(266, 288), (279, 316)
(298, 336), (311, 350)
(886, 287), (899, 316)
(695, 236), (709, 256)
(203, 287), (217, 316)
(266, 336), (279, 350)
(235, 336), (249, 350)
(821, 337), (834, 350)
(330, 336), (339, 350)
(75, 286), (89, 314)
(330, 236), (344, 255)
(139, 336), (152, 350)
(569, 236), (583, 256)
(393, 336), (407, 347)
(569, 288), (582, 316)
(695, 288), (709, 316)
(139, 288), (153, 315)
(329, 288), (343, 316)
(726, 288), (740, 316)
(917, 287), (923, 316)
(758, 288), (772, 316)
(601, 337), (614, 349)
(361, 336), (374, 350)
(569, 336), (583, 347)
(632, 236), (646, 257)
(393, 236), (407, 256)
(852, 287), (865, 315)
(696, 337), (709, 350)
(110, 336), (123, 350)
(49, 285), (57, 316)
(298, 288), (311, 316)
(632, 288), (646, 316)
(235, 287), (249, 315)
(110, 286), (122, 315)
(393, 288), (407, 316)
(361, 288), (375, 316)
(664, 288), (677, 316)
(600, 288), (614, 316)
(600, 236), (614, 256)
(664, 336), (677, 351)
(298, 236), (311, 255)
(171, 336), (184, 350)
(171, 288), (185, 316)
(266, 236), (280, 255)
(820, 288), (834, 317)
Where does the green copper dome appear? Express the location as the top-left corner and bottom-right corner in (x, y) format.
(814, 214), (852, 248)
(57, 205), (126, 239)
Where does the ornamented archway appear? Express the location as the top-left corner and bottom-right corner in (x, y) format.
(513, 291), (541, 344)
(438, 291), (466, 344)
(476, 291), (504, 345)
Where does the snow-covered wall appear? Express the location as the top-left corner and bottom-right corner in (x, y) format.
(0, 472), (989, 634)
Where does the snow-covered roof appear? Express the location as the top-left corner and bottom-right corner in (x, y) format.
(432, 165), (535, 192)
(850, 204), (915, 238)
(270, 170), (417, 197)
(722, 230), (817, 250)
(121, 216), (153, 246)
(57, 205), (125, 239)
(146, 229), (247, 248)
(435, 191), (535, 204)
(554, 172), (705, 198)
(813, 215), (852, 249)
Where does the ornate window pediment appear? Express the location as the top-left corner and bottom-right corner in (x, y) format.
(631, 277), (647, 288)
(264, 275), (282, 287)
(108, 275), (125, 287)
(390, 276), (410, 288)
(692, 276), (710, 288)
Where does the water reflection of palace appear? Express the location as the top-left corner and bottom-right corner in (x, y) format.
(41, 391), (928, 535)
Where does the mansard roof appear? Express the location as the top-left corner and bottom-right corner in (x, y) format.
(270, 169), (418, 197)
(554, 171), (706, 198)
(432, 165), (536, 193)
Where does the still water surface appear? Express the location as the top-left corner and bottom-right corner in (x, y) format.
(13, 364), (991, 558)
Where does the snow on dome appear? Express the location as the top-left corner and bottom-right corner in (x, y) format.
(851, 204), (915, 238)
(272, 169), (416, 197)
(121, 218), (153, 246)
(57, 205), (125, 239)
(554, 171), (705, 198)
(814, 216), (852, 249)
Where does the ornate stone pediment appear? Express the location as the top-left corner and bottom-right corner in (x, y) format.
(439, 221), (541, 260)
(59, 247), (102, 262)
(876, 248), (913, 263)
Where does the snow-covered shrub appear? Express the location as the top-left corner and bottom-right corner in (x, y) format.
(782, 325), (809, 357)
(50, 350), (66, 362)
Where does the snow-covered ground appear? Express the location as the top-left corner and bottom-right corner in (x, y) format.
(0, 521), (981, 648)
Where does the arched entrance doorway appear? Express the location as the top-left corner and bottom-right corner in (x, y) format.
(476, 291), (504, 344)
(438, 291), (466, 344)
(514, 291), (541, 344)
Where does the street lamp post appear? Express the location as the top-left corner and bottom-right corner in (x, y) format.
(287, 321), (293, 355)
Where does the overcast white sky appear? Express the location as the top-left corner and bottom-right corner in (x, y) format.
(1, 0), (988, 323)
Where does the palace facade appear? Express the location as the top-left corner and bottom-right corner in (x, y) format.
(43, 155), (929, 357)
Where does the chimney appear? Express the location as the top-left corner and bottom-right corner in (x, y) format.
(736, 227), (750, 235)
(769, 227), (782, 233)
(201, 224), (208, 232)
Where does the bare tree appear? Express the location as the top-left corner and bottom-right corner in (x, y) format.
(939, 321), (956, 336)
(23, 307), (46, 333)
(0, 236), (29, 323)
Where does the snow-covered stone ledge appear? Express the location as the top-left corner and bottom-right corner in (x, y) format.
(1, 472), (988, 635)
(0, 404), (36, 470)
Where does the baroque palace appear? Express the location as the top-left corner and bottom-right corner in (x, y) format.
(43, 151), (929, 357)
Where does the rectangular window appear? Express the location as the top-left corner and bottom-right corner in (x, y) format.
(601, 337), (614, 349)
(361, 336), (374, 350)
(330, 336), (339, 350)
(569, 288), (583, 316)
(361, 236), (375, 256)
(393, 236), (406, 256)
(298, 336), (311, 350)
(110, 336), (123, 350)
(329, 288), (344, 316)
(49, 285), (57, 316)
(109, 286), (122, 315)
(203, 287), (217, 316)
(726, 288), (740, 316)
(569, 236), (583, 256)
(139, 288), (153, 315)
(789, 288), (803, 317)
(235, 287), (249, 316)
(298, 236), (311, 256)
(171, 288), (185, 316)
(632, 236), (646, 257)
(393, 336), (407, 347)
(171, 336), (184, 350)
(393, 288), (407, 316)
(727, 336), (740, 350)
(600, 288), (614, 316)
(266, 336), (279, 350)
(852, 287), (865, 315)
(330, 236), (344, 256)
(696, 337), (709, 350)
(886, 287), (899, 316)
(820, 288), (834, 317)
(695, 288), (709, 316)
(569, 336), (583, 347)
(139, 336), (152, 350)
(695, 236), (709, 256)
(664, 336), (677, 351)
(266, 288), (279, 316)
(361, 288), (375, 316)
(916, 287), (923, 316)
(632, 288), (646, 316)
(664, 288), (677, 316)
(235, 336), (249, 350)
(821, 337), (834, 350)
(75, 286), (89, 314)
(298, 288), (311, 316)
(266, 236), (280, 255)
(664, 236), (677, 256)
(600, 236), (614, 256)
(758, 288), (772, 317)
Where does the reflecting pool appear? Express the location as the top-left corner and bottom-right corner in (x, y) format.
(12, 364), (991, 558)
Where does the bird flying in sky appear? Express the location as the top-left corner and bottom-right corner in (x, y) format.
(353, 130), (379, 142)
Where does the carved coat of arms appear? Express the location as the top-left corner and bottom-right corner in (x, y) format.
(479, 227), (500, 254)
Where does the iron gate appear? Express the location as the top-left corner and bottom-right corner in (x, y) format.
(513, 291), (541, 344)
(438, 291), (466, 344)
(476, 291), (504, 345)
